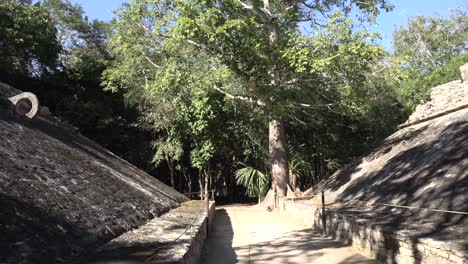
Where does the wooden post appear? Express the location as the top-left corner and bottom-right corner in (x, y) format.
(274, 187), (278, 210)
(205, 189), (209, 239)
(321, 191), (326, 236)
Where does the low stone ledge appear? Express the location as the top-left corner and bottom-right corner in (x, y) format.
(281, 199), (467, 264)
(86, 200), (215, 264)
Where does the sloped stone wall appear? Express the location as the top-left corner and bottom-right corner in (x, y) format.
(281, 200), (467, 264)
(0, 86), (188, 263)
(298, 66), (468, 264)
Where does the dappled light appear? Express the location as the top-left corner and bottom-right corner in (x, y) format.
(202, 206), (374, 264)
(0, 0), (466, 263)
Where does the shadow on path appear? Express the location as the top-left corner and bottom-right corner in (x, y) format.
(243, 229), (373, 263)
(202, 206), (374, 264)
(202, 209), (237, 264)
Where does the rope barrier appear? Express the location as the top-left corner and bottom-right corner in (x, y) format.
(374, 202), (468, 215)
(296, 194), (468, 215)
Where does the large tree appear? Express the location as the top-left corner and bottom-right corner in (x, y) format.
(104, 1), (242, 193)
(105, 0), (393, 199)
(172, 0), (392, 197)
(393, 8), (467, 72)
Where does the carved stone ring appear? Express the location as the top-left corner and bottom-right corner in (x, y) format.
(8, 92), (39, 119)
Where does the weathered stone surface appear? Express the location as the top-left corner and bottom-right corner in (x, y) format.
(0, 85), (188, 263)
(7, 92), (39, 118)
(449, 253), (465, 264)
(311, 107), (468, 242)
(282, 200), (466, 264)
(461, 63), (468, 83)
(283, 77), (468, 264)
(0, 82), (22, 97)
(87, 201), (215, 264)
(404, 73), (468, 125)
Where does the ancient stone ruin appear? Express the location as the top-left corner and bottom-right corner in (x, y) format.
(0, 82), (214, 263)
(2, 63), (467, 263)
(283, 64), (468, 264)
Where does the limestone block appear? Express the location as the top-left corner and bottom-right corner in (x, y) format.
(398, 246), (412, 256)
(450, 249), (465, 258)
(461, 63), (468, 83)
(416, 244), (427, 257)
(423, 254), (451, 264)
(448, 254), (465, 264)
(395, 253), (417, 264)
(371, 229), (384, 243)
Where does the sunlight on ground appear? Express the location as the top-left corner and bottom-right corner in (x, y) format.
(202, 205), (374, 264)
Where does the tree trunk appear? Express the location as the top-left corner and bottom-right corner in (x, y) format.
(186, 170), (192, 195)
(199, 170), (204, 200)
(269, 119), (289, 198)
(205, 169), (209, 200)
(290, 172), (297, 191)
(230, 155), (236, 203)
(167, 156), (175, 189)
(178, 171), (182, 193)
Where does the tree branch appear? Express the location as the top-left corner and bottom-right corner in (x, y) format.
(290, 101), (336, 110)
(144, 56), (161, 68)
(322, 52), (342, 61)
(238, 0), (254, 10)
(295, 102), (312, 107)
(187, 39), (203, 48)
(213, 85), (266, 106)
(286, 0), (304, 11)
(237, 0), (272, 18)
(262, 0), (272, 17)
(372, 64), (389, 75)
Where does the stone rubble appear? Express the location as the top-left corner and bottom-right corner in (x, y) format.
(405, 64), (468, 125)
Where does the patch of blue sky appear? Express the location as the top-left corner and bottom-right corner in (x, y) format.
(67, 0), (466, 51)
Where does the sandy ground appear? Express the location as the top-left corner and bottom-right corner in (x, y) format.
(202, 204), (374, 264)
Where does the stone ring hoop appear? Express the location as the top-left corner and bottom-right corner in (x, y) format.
(8, 92), (39, 119)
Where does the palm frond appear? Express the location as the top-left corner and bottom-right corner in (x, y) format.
(235, 166), (269, 197)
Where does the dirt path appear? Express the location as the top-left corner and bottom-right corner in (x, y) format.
(202, 204), (374, 264)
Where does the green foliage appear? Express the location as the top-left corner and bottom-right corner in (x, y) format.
(103, 0), (403, 195)
(6, 0), (451, 200)
(0, 0), (156, 177)
(397, 54), (468, 109)
(235, 165), (269, 199)
(393, 8), (467, 72)
(391, 8), (468, 110)
(0, 0), (61, 77)
(103, 1), (239, 175)
(174, 0), (391, 119)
